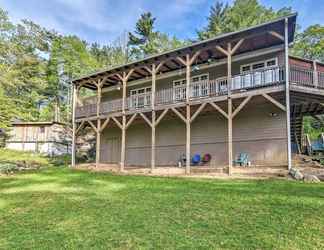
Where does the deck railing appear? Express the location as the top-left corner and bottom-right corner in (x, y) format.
(290, 66), (324, 88)
(318, 71), (324, 88)
(75, 65), (322, 118)
(290, 66), (314, 87)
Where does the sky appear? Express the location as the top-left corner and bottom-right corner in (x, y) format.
(0, 0), (323, 45)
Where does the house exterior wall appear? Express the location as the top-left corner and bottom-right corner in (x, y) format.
(100, 98), (288, 167)
(98, 51), (284, 103)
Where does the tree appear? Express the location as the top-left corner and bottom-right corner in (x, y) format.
(128, 12), (186, 59)
(197, 0), (292, 39)
(46, 35), (101, 122)
(197, 2), (229, 40)
(89, 43), (128, 67)
(291, 25), (324, 61)
(0, 9), (48, 123)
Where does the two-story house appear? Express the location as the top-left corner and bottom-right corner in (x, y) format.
(71, 13), (324, 174)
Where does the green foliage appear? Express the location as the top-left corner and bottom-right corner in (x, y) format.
(128, 12), (187, 59)
(303, 116), (324, 140)
(291, 24), (324, 61)
(0, 7), (130, 127)
(198, 0), (292, 39)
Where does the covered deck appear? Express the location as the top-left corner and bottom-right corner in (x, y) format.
(71, 13), (324, 174)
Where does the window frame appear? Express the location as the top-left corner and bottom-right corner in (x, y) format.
(240, 58), (278, 74)
(173, 73), (209, 100)
(130, 86), (151, 108)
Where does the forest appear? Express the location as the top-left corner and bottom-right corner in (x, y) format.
(0, 0), (323, 137)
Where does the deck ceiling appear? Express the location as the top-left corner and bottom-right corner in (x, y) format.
(73, 14), (297, 90)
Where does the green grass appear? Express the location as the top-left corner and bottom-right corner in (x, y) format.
(1, 168), (324, 249)
(0, 148), (50, 165)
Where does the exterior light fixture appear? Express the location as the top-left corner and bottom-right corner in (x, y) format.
(269, 112), (278, 117)
(193, 65), (200, 71)
(117, 82), (122, 90)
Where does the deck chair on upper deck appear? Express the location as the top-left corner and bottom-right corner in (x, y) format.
(233, 153), (249, 166)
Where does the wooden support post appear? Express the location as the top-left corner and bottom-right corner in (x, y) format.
(95, 81), (102, 168)
(227, 43), (233, 175)
(96, 119), (101, 167)
(216, 40), (245, 175)
(186, 105), (191, 174)
(232, 96), (252, 119)
(262, 93), (286, 111)
(156, 109), (169, 126)
(121, 116), (126, 171)
(121, 73), (127, 172)
(71, 84), (77, 167)
(228, 98), (233, 175)
(144, 63), (163, 171)
(285, 18), (292, 170)
(116, 70), (134, 171)
(313, 60), (318, 87)
(151, 65), (157, 171)
(151, 111), (156, 171)
(177, 52), (200, 174)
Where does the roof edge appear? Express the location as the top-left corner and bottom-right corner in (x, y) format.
(72, 13), (297, 83)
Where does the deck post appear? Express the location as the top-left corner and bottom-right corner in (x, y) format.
(95, 81), (102, 168)
(117, 70), (134, 171)
(145, 63), (164, 172)
(227, 43), (233, 175)
(121, 72), (127, 171)
(313, 60), (318, 87)
(71, 84), (77, 167)
(216, 40), (245, 175)
(177, 53), (200, 174)
(151, 64), (157, 172)
(285, 18), (292, 170)
(185, 55), (191, 174)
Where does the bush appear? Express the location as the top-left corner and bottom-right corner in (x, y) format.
(50, 154), (71, 166)
(0, 162), (19, 174)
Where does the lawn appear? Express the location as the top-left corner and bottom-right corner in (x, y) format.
(1, 167), (324, 249)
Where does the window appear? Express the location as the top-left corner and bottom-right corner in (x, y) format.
(240, 58), (278, 73)
(252, 62), (265, 70)
(173, 74), (209, 100)
(239, 58), (278, 87)
(173, 79), (186, 101)
(241, 65), (251, 72)
(267, 59), (276, 67)
(130, 87), (151, 108)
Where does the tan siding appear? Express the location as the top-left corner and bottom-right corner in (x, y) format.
(99, 51), (283, 102)
(100, 99), (287, 166)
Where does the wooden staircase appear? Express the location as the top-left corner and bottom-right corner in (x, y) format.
(291, 115), (303, 153)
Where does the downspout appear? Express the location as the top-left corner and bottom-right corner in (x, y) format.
(285, 18), (292, 170)
(71, 83), (76, 167)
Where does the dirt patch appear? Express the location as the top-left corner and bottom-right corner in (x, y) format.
(75, 156), (323, 181)
(74, 163), (291, 180)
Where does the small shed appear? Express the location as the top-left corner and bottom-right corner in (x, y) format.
(5, 121), (71, 156)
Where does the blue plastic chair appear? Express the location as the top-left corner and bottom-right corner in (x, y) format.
(234, 153), (249, 166)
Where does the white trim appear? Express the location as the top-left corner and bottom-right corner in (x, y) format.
(130, 86), (151, 96)
(240, 57), (278, 73)
(173, 73), (209, 100)
(130, 86), (151, 108)
(100, 45), (284, 93)
(172, 73), (209, 87)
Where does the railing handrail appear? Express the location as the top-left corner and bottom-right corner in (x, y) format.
(76, 65), (324, 118)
